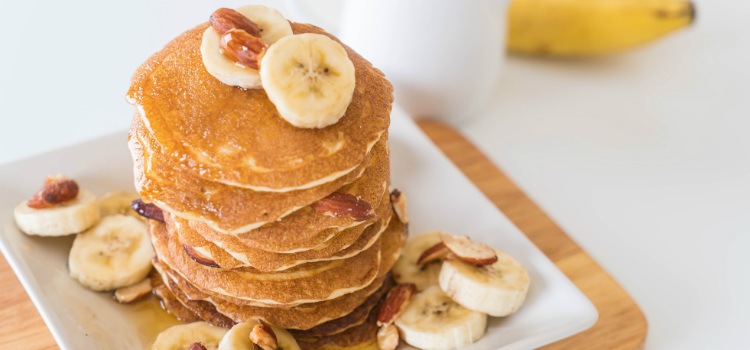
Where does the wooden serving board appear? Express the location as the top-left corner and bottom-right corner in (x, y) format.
(0, 121), (647, 350)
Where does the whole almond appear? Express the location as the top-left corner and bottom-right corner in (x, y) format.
(210, 8), (261, 37)
(220, 29), (267, 70)
(377, 283), (417, 326)
(27, 175), (79, 209)
(130, 199), (165, 223)
(250, 322), (278, 350)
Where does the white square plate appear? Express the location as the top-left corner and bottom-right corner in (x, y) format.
(0, 107), (597, 350)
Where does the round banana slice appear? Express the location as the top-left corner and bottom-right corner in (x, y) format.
(392, 231), (444, 291)
(394, 285), (487, 350)
(201, 5), (293, 89)
(99, 191), (143, 221)
(218, 320), (300, 350)
(439, 248), (530, 317)
(152, 322), (228, 350)
(14, 189), (99, 236)
(260, 33), (356, 128)
(68, 215), (154, 291)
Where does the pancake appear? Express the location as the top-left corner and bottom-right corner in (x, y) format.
(174, 208), (392, 271)
(127, 22), (393, 192)
(156, 256), (392, 331)
(294, 299), (381, 350)
(129, 116), (390, 234)
(151, 217), (406, 307)
(150, 220), (383, 306)
(151, 270), (236, 328)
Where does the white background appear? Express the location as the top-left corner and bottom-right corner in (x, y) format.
(0, 0), (747, 349)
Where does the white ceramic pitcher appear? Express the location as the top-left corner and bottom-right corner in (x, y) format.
(284, 0), (509, 124)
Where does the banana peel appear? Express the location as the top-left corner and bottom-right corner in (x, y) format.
(508, 0), (695, 56)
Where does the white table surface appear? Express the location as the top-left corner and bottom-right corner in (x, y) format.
(0, 0), (747, 349)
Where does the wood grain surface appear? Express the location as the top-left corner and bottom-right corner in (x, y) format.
(0, 120), (647, 350)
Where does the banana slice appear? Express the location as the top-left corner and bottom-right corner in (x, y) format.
(14, 189), (99, 236)
(218, 320), (300, 350)
(68, 215), (154, 291)
(152, 322), (228, 350)
(99, 191), (143, 220)
(394, 286), (487, 350)
(392, 231), (443, 291)
(439, 249), (530, 317)
(201, 5), (292, 89)
(260, 33), (356, 128)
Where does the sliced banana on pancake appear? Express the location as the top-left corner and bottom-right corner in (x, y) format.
(260, 33), (356, 128)
(201, 5), (292, 89)
(439, 248), (530, 317)
(68, 215), (154, 291)
(14, 189), (99, 236)
(218, 320), (300, 350)
(99, 190), (143, 220)
(394, 286), (487, 350)
(392, 231), (443, 291)
(152, 322), (228, 350)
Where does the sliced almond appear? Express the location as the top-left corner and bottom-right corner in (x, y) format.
(377, 324), (399, 350)
(250, 321), (278, 350)
(311, 192), (376, 221)
(130, 199), (165, 223)
(416, 242), (450, 265)
(113, 277), (152, 304)
(377, 283), (417, 326)
(390, 189), (408, 224)
(183, 244), (221, 268)
(441, 234), (498, 266)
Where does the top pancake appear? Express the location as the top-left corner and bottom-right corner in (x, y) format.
(127, 22), (393, 192)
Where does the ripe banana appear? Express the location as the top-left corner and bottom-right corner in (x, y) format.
(99, 191), (143, 221)
(392, 231), (443, 291)
(394, 285), (487, 350)
(218, 320), (300, 350)
(439, 249), (530, 317)
(201, 5), (293, 88)
(68, 215), (154, 291)
(508, 0), (695, 56)
(260, 33), (356, 129)
(14, 189), (99, 236)
(152, 322), (228, 350)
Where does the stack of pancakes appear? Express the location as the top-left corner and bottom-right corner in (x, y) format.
(126, 22), (402, 349)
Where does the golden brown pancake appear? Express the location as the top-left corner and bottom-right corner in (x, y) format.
(156, 257), (392, 332)
(127, 22), (393, 191)
(129, 115), (390, 234)
(294, 299), (381, 350)
(150, 216), (405, 306)
(150, 220), (383, 306)
(151, 270), (236, 328)
(173, 208), (391, 271)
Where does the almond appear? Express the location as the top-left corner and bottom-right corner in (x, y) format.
(130, 199), (165, 223)
(312, 192), (376, 221)
(113, 277), (152, 304)
(441, 234), (498, 266)
(183, 244), (221, 268)
(377, 283), (417, 326)
(210, 8), (261, 37)
(220, 29), (267, 70)
(390, 189), (408, 224)
(416, 242), (450, 265)
(377, 324), (399, 350)
(189, 343), (207, 350)
(250, 321), (278, 350)
(27, 175), (79, 209)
